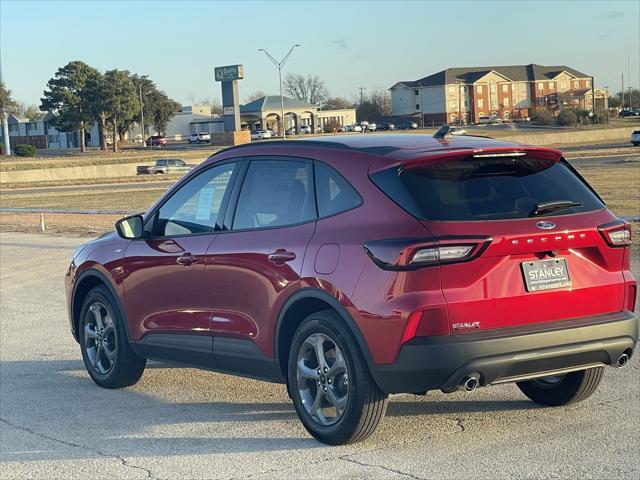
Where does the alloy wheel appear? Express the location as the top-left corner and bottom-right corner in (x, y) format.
(296, 333), (349, 426)
(84, 302), (117, 375)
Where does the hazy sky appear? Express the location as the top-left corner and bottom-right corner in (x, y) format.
(1, 0), (639, 107)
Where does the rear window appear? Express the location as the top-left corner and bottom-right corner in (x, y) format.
(370, 156), (604, 221)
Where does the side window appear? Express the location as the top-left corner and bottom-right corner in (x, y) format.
(233, 159), (315, 230)
(151, 162), (237, 236)
(315, 162), (362, 218)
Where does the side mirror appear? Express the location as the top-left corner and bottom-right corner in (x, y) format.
(115, 214), (144, 239)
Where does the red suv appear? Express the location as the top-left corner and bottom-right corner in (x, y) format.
(66, 134), (638, 445)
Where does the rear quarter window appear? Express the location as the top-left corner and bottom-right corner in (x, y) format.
(370, 156), (605, 221)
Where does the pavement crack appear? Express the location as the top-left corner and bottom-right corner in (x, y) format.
(0, 417), (160, 479)
(340, 455), (426, 480)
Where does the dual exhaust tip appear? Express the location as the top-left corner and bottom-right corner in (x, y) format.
(460, 353), (631, 391)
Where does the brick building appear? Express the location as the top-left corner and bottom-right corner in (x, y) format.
(390, 64), (594, 124)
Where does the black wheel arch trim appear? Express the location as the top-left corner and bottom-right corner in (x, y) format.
(274, 288), (376, 378)
(72, 268), (133, 345)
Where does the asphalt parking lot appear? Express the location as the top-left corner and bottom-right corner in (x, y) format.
(1, 232), (639, 479)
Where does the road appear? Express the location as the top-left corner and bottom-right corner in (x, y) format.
(0, 232), (639, 479)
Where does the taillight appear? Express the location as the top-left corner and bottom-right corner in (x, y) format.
(364, 236), (492, 271)
(598, 220), (632, 247)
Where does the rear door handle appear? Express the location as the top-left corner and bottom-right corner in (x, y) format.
(268, 249), (296, 264)
(176, 253), (199, 266)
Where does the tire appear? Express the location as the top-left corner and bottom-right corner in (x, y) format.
(79, 286), (146, 389)
(517, 368), (604, 407)
(287, 310), (388, 445)
(633, 142), (639, 147)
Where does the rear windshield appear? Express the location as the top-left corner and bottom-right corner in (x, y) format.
(370, 157), (604, 221)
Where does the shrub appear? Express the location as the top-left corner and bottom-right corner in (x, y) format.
(531, 109), (554, 126)
(14, 144), (37, 157)
(0, 142), (4, 155)
(592, 109), (609, 124)
(557, 109), (578, 126)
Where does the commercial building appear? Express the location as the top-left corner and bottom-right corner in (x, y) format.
(240, 95), (356, 133)
(1, 113), (100, 150)
(390, 64), (597, 124)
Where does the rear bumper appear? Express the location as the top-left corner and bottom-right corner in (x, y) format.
(371, 311), (639, 394)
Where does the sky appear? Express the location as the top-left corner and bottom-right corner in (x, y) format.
(1, 0), (639, 108)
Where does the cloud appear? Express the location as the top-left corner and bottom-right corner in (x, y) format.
(332, 38), (349, 50)
(600, 11), (624, 18)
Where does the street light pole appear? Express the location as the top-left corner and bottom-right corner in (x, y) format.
(139, 84), (145, 147)
(0, 47), (10, 155)
(258, 44), (300, 139)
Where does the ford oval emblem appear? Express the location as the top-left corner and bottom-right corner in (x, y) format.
(536, 221), (556, 230)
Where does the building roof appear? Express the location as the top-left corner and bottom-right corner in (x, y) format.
(391, 64), (591, 89)
(240, 95), (318, 114)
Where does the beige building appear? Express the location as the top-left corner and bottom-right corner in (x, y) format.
(240, 96), (356, 133)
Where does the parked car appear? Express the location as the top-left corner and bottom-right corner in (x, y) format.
(285, 127), (297, 135)
(136, 158), (195, 175)
(68, 134), (637, 445)
(631, 130), (640, 146)
(618, 109), (640, 118)
(145, 135), (166, 147)
(266, 129), (278, 137)
(365, 123), (377, 132)
(478, 115), (503, 125)
(300, 125), (312, 134)
(449, 127), (467, 136)
(377, 122), (396, 131)
(188, 132), (211, 144)
(345, 124), (362, 132)
(251, 129), (272, 140)
(398, 120), (418, 129)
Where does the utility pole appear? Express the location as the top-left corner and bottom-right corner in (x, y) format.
(628, 87), (633, 109)
(622, 73), (625, 110)
(591, 76), (595, 112)
(258, 44), (300, 138)
(0, 47), (10, 155)
(139, 84), (145, 147)
(358, 86), (366, 105)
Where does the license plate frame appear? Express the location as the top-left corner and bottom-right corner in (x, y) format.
(521, 258), (572, 292)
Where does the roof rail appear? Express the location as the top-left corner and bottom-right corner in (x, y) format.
(212, 138), (350, 156)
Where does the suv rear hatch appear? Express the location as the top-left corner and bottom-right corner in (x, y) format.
(370, 146), (633, 333)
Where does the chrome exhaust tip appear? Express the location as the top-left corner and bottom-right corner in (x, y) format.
(616, 353), (629, 368)
(463, 376), (479, 392)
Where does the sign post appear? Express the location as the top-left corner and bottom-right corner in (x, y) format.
(214, 65), (243, 132)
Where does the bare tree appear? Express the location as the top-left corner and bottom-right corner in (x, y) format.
(244, 91), (266, 103)
(283, 74), (328, 105)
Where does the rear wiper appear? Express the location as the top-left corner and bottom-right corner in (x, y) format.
(530, 200), (582, 216)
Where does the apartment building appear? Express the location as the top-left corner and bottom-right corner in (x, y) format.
(390, 64), (594, 124)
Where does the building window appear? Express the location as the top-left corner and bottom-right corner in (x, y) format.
(502, 84), (509, 92)
(561, 81), (566, 89)
(448, 86), (455, 93)
(549, 82), (555, 90)
(9, 124), (18, 133)
(490, 82), (496, 93)
(477, 99), (484, 108)
(476, 85), (483, 93)
(574, 81), (579, 88)
(586, 80), (591, 87)
(27, 122), (38, 131)
(416, 104), (420, 110)
(449, 101), (456, 109)
(504, 97), (510, 107)
(538, 82), (544, 91)
(414, 89), (419, 95)
(48, 134), (59, 144)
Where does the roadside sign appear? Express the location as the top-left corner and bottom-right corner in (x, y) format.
(215, 65), (244, 82)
